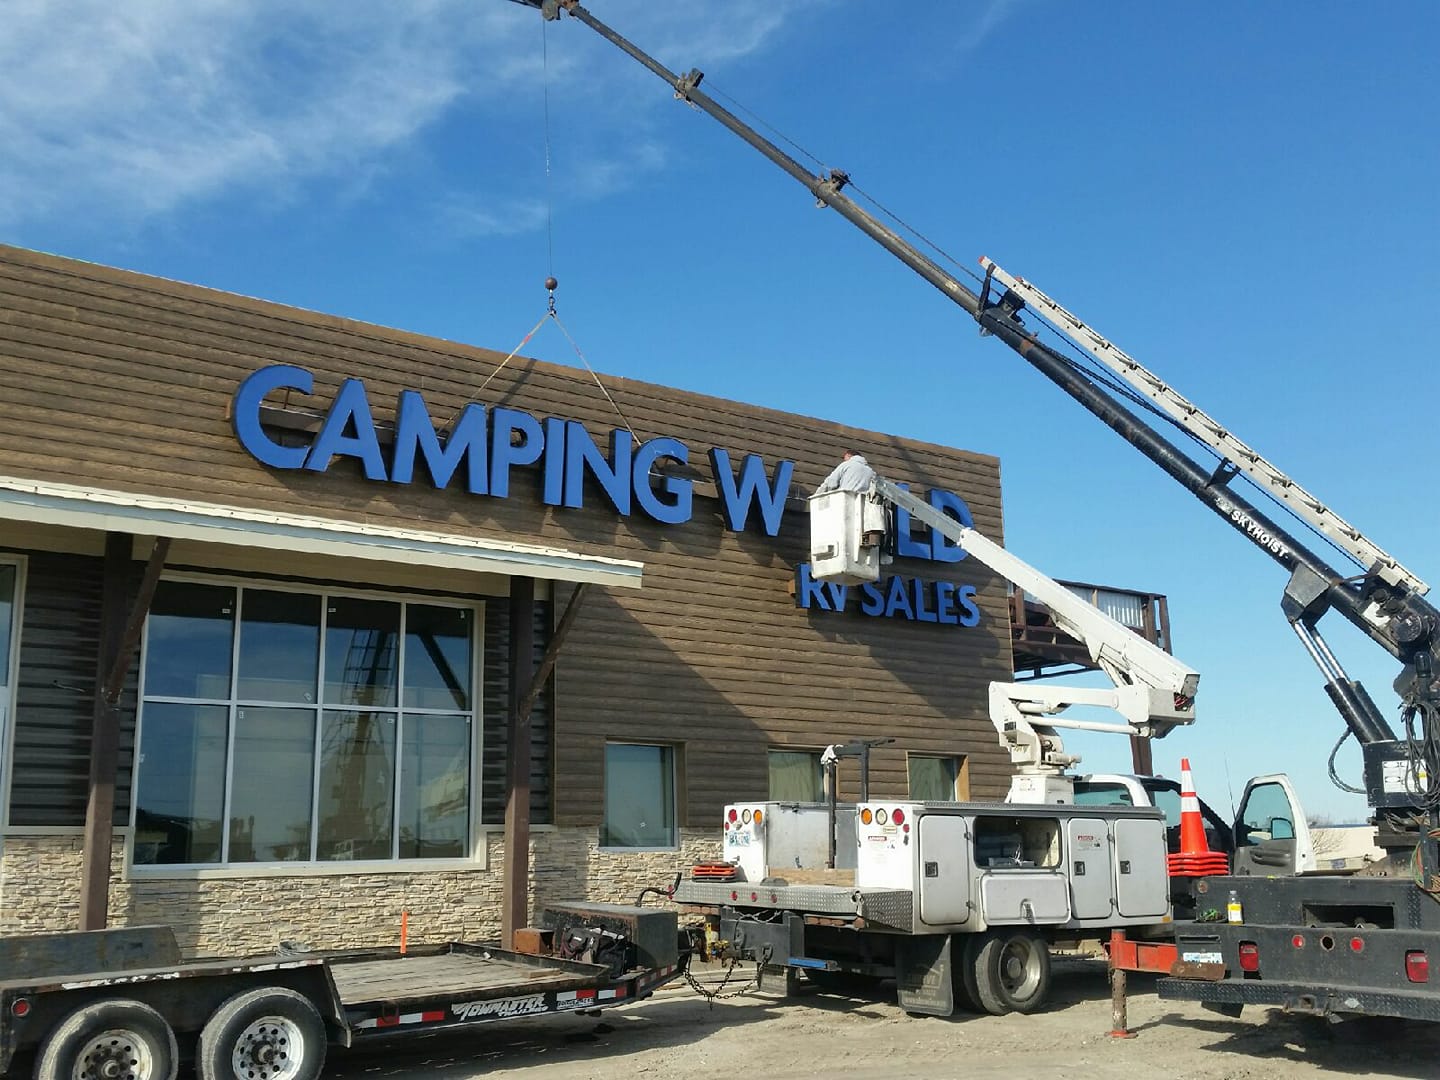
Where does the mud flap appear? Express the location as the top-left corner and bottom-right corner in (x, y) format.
(895, 934), (954, 1016)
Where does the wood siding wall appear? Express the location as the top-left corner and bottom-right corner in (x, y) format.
(0, 244), (1015, 830)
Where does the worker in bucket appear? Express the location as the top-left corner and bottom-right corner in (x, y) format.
(815, 450), (877, 494)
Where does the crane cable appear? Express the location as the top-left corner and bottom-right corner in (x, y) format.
(476, 12), (638, 446)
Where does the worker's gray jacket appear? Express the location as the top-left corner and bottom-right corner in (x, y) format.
(815, 455), (878, 494)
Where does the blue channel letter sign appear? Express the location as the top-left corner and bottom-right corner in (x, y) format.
(231, 364), (984, 627)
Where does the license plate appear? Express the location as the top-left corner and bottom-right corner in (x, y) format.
(1182, 951), (1223, 964)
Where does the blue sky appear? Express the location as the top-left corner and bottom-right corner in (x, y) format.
(5, 0), (1437, 821)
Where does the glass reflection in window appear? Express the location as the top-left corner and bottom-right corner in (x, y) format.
(0, 563), (15, 686)
(134, 703), (228, 865)
(145, 582), (235, 699)
(404, 605), (471, 711)
(229, 707), (316, 862)
(324, 598), (399, 707)
(400, 714), (470, 859)
(319, 710), (396, 861)
(238, 590), (320, 703)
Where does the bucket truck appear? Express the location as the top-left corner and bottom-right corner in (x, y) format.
(511, 0), (1440, 1023)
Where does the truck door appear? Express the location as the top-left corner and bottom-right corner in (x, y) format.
(1232, 774), (1317, 876)
(1066, 818), (1114, 920)
(917, 813), (971, 927)
(1113, 817), (1170, 918)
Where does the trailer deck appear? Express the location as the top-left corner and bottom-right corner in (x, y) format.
(329, 946), (605, 1006)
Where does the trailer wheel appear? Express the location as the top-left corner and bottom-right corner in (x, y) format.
(197, 987), (326, 1080)
(972, 931), (1051, 1015)
(35, 998), (178, 1080)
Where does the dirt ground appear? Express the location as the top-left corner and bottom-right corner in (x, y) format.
(323, 959), (1440, 1080)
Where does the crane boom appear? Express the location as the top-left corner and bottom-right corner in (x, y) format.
(978, 258), (1427, 597)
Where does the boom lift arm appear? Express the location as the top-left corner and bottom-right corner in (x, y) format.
(810, 476), (1199, 799)
(511, 1), (1440, 854)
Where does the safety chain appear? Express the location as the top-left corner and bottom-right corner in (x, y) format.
(681, 946), (772, 1008)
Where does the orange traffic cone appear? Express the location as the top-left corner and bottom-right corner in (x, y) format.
(1166, 758), (1229, 878)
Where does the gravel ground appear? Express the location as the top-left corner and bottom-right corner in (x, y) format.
(322, 959), (1440, 1080)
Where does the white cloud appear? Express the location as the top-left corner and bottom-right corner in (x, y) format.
(0, 0), (848, 233)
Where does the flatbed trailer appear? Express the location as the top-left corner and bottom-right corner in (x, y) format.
(1, 902), (686, 1080)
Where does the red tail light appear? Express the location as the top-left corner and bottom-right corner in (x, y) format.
(1238, 942), (1260, 972)
(10, 998), (30, 1018)
(728, 808), (738, 823)
(1406, 950), (1429, 983)
(892, 808), (906, 825)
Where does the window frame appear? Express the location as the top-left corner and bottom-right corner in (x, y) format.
(599, 741), (680, 852)
(0, 554), (27, 834)
(129, 571), (485, 877)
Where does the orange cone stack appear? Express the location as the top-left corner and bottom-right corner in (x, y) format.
(1166, 758), (1229, 878)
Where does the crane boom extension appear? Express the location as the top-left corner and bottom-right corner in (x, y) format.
(978, 258), (1427, 597)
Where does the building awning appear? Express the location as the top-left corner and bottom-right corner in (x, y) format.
(0, 474), (642, 589)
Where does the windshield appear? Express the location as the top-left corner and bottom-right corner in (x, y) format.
(1071, 782), (1134, 807)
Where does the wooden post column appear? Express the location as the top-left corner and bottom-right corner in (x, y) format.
(501, 577), (537, 948)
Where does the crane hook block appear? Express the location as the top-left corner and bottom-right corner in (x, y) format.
(545, 276), (559, 292)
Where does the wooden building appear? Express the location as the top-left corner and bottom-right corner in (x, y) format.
(0, 243), (1023, 954)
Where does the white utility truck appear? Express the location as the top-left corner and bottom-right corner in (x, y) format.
(672, 473), (1195, 1016)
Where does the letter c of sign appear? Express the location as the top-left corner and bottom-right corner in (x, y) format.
(233, 364), (315, 469)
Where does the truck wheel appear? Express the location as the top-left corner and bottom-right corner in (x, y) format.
(197, 987), (326, 1080)
(972, 931), (1051, 1015)
(35, 998), (178, 1080)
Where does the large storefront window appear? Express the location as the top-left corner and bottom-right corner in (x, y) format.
(134, 580), (476, 868)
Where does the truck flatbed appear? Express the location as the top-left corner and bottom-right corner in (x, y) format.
(674, 881), (914, 931)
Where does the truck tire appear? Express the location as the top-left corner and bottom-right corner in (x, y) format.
(972, 931), (1051, 1015)
(197, 987), (326, 1080)
(35, 998), (178, 1080)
